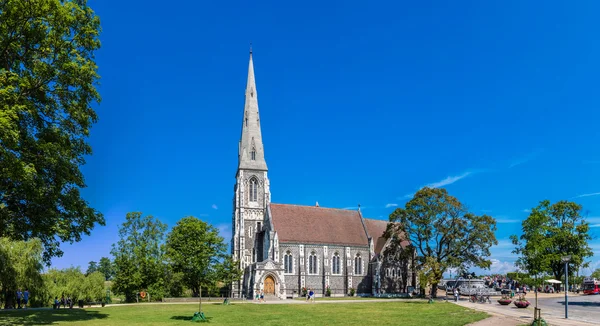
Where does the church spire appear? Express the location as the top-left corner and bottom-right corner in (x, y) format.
(238, 49), (268, 171)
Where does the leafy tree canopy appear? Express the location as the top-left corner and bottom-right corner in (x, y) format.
(165, 216), (227, 297)
(111, 212), (167, 302)
(98, 257), (114, 281)
(86, 261), (98, 275)
(511, 200), (593, 281)
(389, 187), (497, 297)
(0, 237), (44, 307)
(0, 0), (104, 264)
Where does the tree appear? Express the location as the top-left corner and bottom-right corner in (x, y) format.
(43, 267), (105, 304)
(111, 212), (168, 302)
(165, 217), (227, 311)
(97, 257), (114, 281)
(591, 268), (600, 279)
(0, 238), (44, 307)
(0, 0), (104, 264)
(511, 200), (593, 282)
(86, 261), (98, 275)
(217, 256), (243, 298)
(389, 187), (497, 297)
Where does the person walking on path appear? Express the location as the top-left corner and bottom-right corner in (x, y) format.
(454, 288), (459, 302)
(16, 289), (22, 309)
(23, 289), (29, 309)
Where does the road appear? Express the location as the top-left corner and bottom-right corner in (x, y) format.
(537, 293), (600, 324)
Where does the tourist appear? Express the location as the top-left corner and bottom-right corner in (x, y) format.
(16, 289), (22, 309)
(453, 288), (459, 302)
(309, 289), (314, 302)
(260, 290), (264, 303)
(23, 289), (29, 309)
(255, 290), (259, 302)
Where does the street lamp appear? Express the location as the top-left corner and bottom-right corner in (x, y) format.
(562, 255), (572, 319)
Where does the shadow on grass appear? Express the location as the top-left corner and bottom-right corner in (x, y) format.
(0, 309), (108, 326)
(170, 315), (213, 322)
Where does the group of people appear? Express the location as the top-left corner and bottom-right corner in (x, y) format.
(53, 294), (74, 309)
(14, 289), (30, 309)
(254, 290), (265, 303)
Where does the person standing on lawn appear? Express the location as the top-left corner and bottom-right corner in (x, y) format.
(23, 289), (29, 309)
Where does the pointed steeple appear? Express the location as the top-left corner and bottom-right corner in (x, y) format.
(238, 49), (268, 171)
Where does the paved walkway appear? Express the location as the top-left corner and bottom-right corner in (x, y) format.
(453, 299), (596, 326)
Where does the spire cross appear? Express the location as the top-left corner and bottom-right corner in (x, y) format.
(249, 42), (252, 54)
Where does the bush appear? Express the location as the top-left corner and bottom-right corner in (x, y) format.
(349, 287), (355, 296)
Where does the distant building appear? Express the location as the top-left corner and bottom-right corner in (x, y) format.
(230, 50), (417, 299)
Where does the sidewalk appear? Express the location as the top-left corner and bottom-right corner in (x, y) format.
(453, 300), (596, 326)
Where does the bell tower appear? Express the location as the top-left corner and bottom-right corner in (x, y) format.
(231, 48), (271, 298)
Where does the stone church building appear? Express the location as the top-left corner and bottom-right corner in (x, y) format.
(231, 50), (417, 299)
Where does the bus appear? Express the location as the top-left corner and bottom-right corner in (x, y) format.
(583, 277), (600, 295)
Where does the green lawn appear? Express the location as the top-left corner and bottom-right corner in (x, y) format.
(0, 301), (488, 326)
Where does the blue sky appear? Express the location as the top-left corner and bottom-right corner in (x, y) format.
(52, 0), (600, 276)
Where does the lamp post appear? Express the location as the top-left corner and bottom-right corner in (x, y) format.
(562, 255), (572, 319)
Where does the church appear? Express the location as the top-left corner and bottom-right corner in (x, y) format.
(230, 50), (417, 299)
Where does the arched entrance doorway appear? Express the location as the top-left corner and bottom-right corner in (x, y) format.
(264, 275), (275, 295)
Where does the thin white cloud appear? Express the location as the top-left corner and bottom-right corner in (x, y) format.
(522, 209), (531, 213)
(212, 204), (218, 210)
(342, 206), (367, 210)
(590, 224), (600, 228)
(216, 223), (231, 240)
(385, 203), (398, 208)
(496, 218), (520, 224)
(573, 192), (600, 199)
(509, 150), (542, 168)
(425, 171), (473, 188)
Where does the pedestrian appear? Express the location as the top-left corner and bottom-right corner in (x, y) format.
(260, 290), (264, 303)
(23, 289), (29, 309)
(309, 288), (314, 302)
(16, 289), (22, 309)
(254, 290), (259, 302)
(453, 288), (459, 302)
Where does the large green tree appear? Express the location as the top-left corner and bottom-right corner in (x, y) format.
(98, 257), (114, 281)
(0, 0), (104, 263)
(86, 261), (98, 275)
(0, 237), (44, 308)
(389, 187), (497, 297)
(511, 200), (593, 281)
(111, 212), (168, 302)
(165, 216), (227, 299)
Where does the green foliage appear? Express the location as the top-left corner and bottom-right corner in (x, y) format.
(511, 200), (593, 281)
(217, 256), (243, 297)
(165, 216), (227, 297)
(591, 268), (600, 279)
(389, 187), (497, 297)
(111, 212), (168, 302)
(97, 257), (114, 281)
(86, 261), (98, 275)
(43, 267), (105, 304)
(0, 0), (104, 264)
(0, 238), (45, 307)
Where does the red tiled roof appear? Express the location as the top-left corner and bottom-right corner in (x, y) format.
(270, 203), (369, 247)
(363, 218), (410, 254)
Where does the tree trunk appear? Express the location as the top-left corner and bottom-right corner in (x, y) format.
(430, 283), (438, 298)
(199, 284), (202, 313)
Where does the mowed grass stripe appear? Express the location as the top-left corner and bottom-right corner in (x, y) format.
(0, 301), (488, 326)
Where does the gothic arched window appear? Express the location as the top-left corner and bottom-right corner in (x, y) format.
(354, 253), (362, 275)
(251, 147), (256, 161)
(332, 252), (340, 274)
(284, 251), (293, 273)
(249, 178), (258, 202)
(309, 251), (317, 274)
(392, 268), (396, 278)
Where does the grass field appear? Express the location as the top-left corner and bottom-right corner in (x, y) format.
(0, 301), (488, 326)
